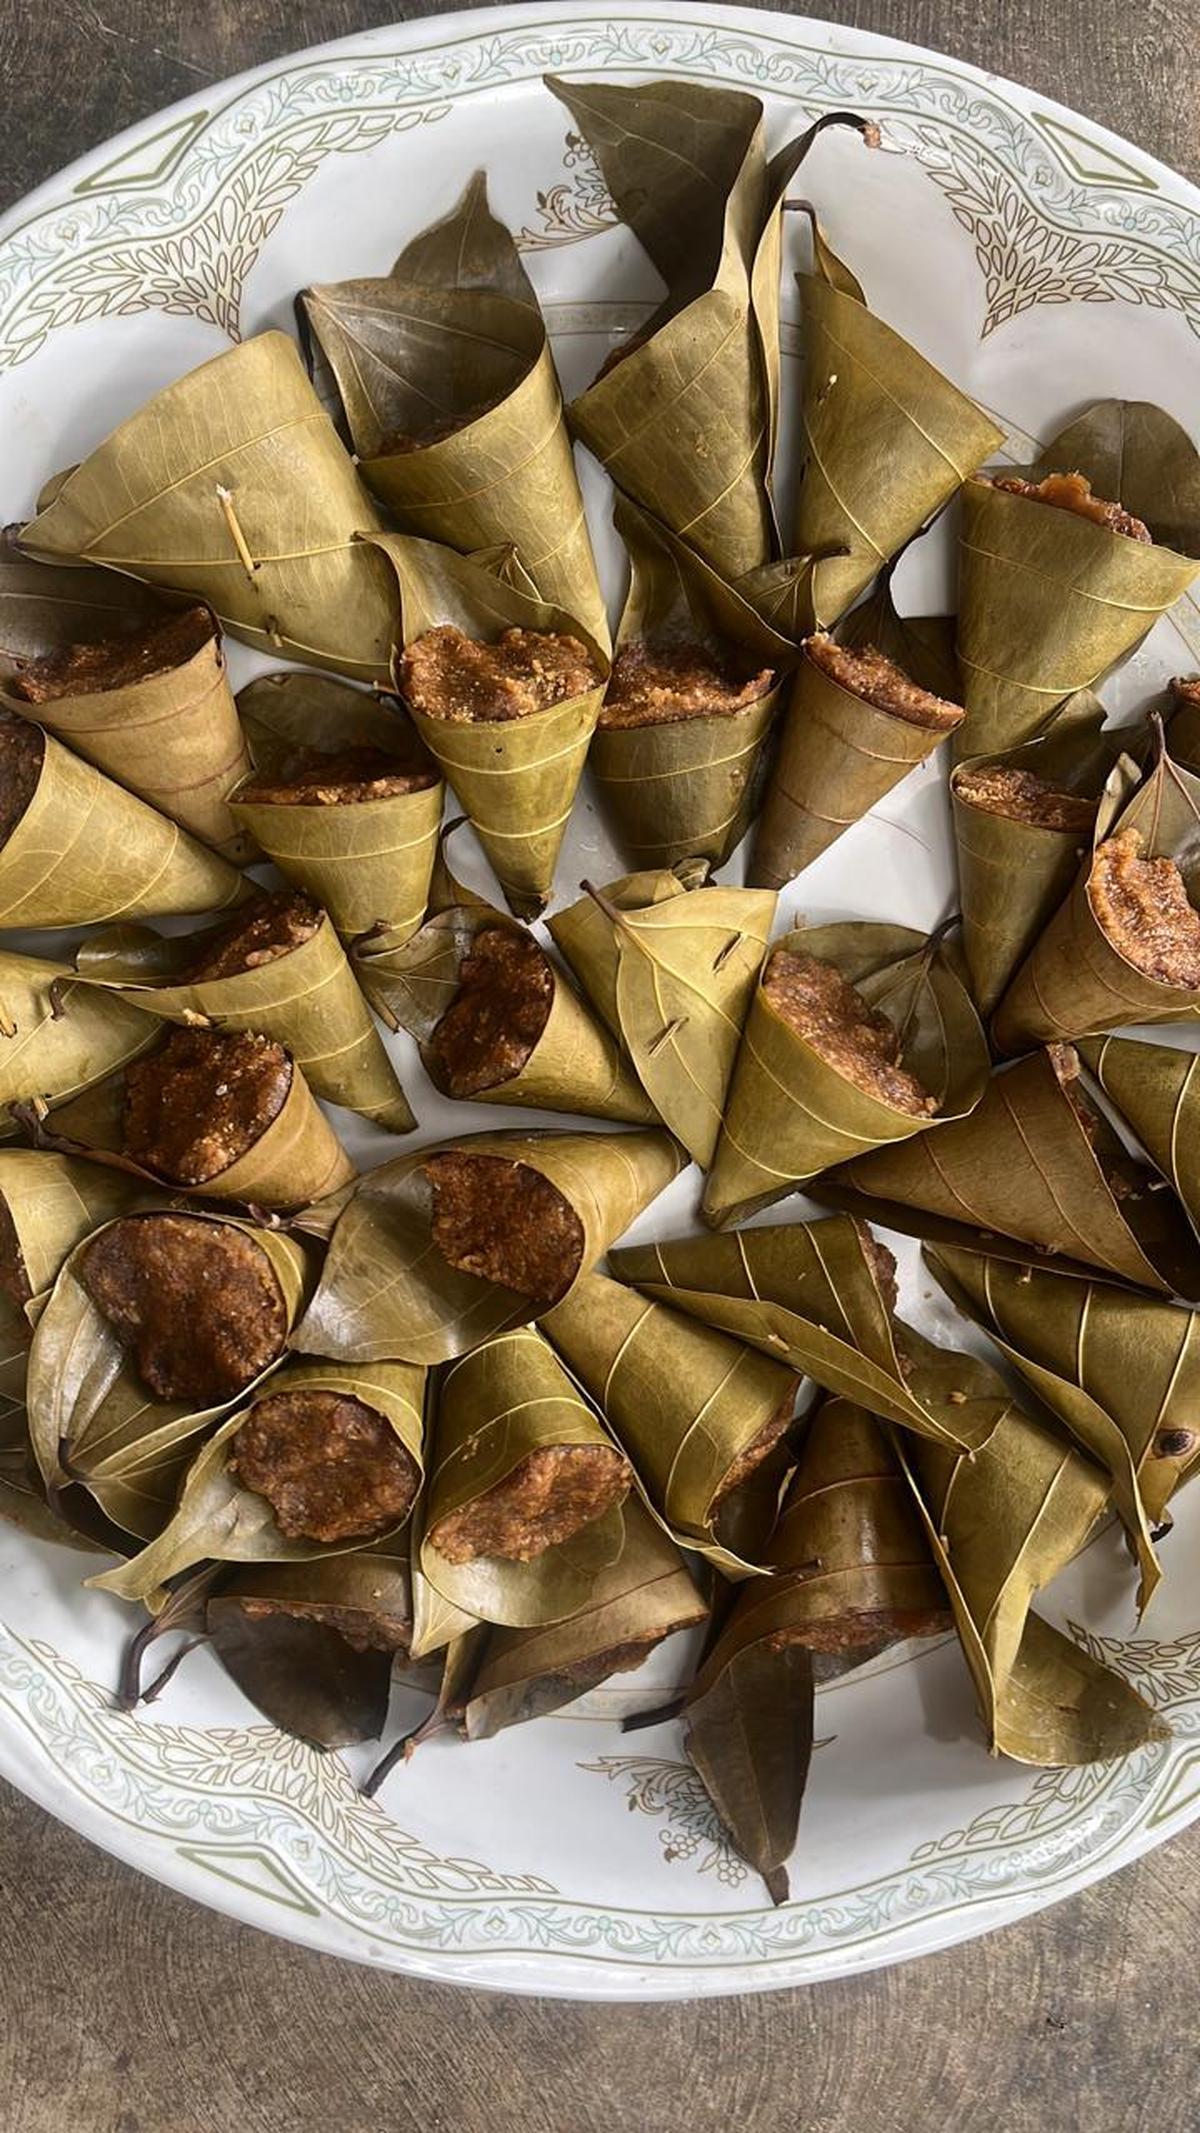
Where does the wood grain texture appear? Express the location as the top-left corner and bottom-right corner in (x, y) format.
(1, 4), (1198, 2127)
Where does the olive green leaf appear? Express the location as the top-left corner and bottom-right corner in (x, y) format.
(299, 173), (607, 647)
(610, 1215), (997, 1455)
(90, 1356), (425, 1608)
(927, 1242), (1200, 1609)
(0, 943), (158, 1135)
(683, 1630), (813, 1907)
(0, 719), (247, 927)
(547, 76), (874, 581)
(73, 909), (415, 1134)
(541, 1270), (800, 1574)
(208, 1539), (414, 1750)
(420, 1326), (629, 1628)
(231, 671), (444, 944)
(590, 498), (794, 871)
(748, 633), (963, 891)
(573, 876), (776, 1167)
(20, 334), (398, 681)
(993, 731), (1200, 1053)
(462, 1498), (707, 1739)
(792, 211), (1004, 625)
(547, 858), (714, 1042)
(26, 1213), (311, 1538)
(376, 531), (609, 916)
(837, 563), (961, 700)
(892, 1343), (1168, 1763)
(0, 530), (172, 667)
(836, 1044), (1200, 1295)
(951, 690), (1112, 1018)
(293, 1126), (683, 1366)
(1081, 1032), (1200, 1240)
(955, 403), (1200, 760)
(702, 921), (990, 1227)
(0, 1148), (141, 1403)
(0, 605), (254, 863)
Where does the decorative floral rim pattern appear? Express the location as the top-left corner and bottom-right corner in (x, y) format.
(3, 4), (1200, 1997)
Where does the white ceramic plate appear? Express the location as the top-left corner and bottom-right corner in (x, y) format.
(2, 2), (1200, 2002)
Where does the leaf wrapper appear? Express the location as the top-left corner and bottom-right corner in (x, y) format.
(0, 720), (247, 927)
(34, 1051), (355, 1213)
(591, 499), (794, 870)
(1, 607), (253, 862)
(893, 1343), (1167, 1763)
(993, 738), (1200, 1052)
(556, 873), (776, 1167)
(0, 533), (175, 666)
(792, 217), (1003, 624)
(541, 1269), (799, 1573)
(21, 334), (397, 681)
(610, 1215), (996, 1454)
(379, 533), (608, 915)
(955, 402), (1200, 760)
(836, 1045), (1200, 1296)
(927, 1243), (1200, 1609)
(1081, 1033), (1200, 1240)
(91, 1355), (425, 1607)
(208, 1541), (413, 1750)
(748, 634), (963, 890)
(26, 1212), (311, 1538)
(299, 173), (607, 648)
(548, 78), (870, 582)
(951, 690), (1112, 1017)
(294, 1125), (683, 1365)
(357, 863), (655, 1126)
(0, 944), (158, 1132)
(0, 1148), (141, 1402)
(421, 1326), (627, 1627)
(703, 921), (990, 1227)
(462, 1498), (707, 1739)
(231, 672), (444, 942)
(74, 911), (414, 1133)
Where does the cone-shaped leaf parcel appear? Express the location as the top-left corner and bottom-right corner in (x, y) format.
(792, 214), (1003, 625)
(546, 76), (875, 582)
(993, 733), (1200, 1053)
(955, 402), (1200, 759)
(678, 1393), (950, 1901)
(20, 333), (397, 681)
(589, 499), (794, 871)
(893, 1342), (1166, 1763)
(748, 625), (964, 891)
(91, 1355), (425, 1608)
(299, 173), (607, 647)
(836, 1044), (1200, 1298)
(703, 922), (989, 1227)
(0, 944), (157, 1132)
(461, 1500), (707, 1740)
(0, 716), (246, 927)
(420, 1326), (630, 1628)
(354, 855), (655, 1126)
(0, 599), (254, 862)
(950, 690), (1112, 1018)
(293, 1126), (683, 1365)
(207, 1539), (415, 1749)
(231, 671), (444, 943)
(73, 907), (414, 1134)
(928, 1243), (1200, 1610)
(380, 533), (609, 915)
(541, 1270), (799, 1573)
(610, 1216), (995, 1454)
(26, 1211), (312, 1539)
(552, 871), (775, 1166)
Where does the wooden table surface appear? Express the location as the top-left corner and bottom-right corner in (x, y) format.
(2, 6), (1197, 2128)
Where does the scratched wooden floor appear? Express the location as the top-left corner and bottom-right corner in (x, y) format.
(1, 6), (1198, 2129)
